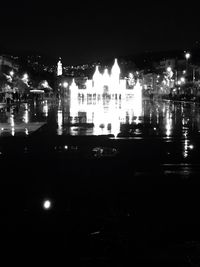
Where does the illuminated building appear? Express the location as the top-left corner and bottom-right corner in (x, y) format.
(69, 58), (142, 99)
(57, 57), (63, 76)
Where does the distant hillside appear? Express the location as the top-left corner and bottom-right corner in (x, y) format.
(119, 48), (200, 69)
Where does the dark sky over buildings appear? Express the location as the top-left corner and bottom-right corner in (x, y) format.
(1, 1), (200, 65)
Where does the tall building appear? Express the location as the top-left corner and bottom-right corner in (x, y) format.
(57, 57), (63, 76)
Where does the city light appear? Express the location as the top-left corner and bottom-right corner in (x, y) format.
(167, 66), (172, 72)
(22, 73), (29, 84)
(23, 73), (28, 80)
(42, 80), (49, 88)
(63, 82), (68, 88)
(180, 77), (185, 83)
(43, 200), (52, 210)
(9, 70), (14, 77)
(185, 52), (191, 60)
(189, 144), (194, 150)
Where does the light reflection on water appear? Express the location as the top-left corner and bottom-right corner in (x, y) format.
(68, 95), (143, 136)
(0, 97), (200, 162)
(0, 97), (200, 140)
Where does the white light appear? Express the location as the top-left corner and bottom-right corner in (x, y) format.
(63, 82), (68, 88)
(43, 200), (51, 210)
(129, 73), (134, 79)
(64, 145), (68, 150)
(180, 77), (185, 83)
(189, 144), (194, 150)
(185, 52), (191, 60)
(167, 66), (172, 72)
(23, 73), (28, 80)
(10, 70), (14, 77)
(42, 80), (49, 88)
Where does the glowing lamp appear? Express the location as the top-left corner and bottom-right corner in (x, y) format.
(43, 200), (51, 210)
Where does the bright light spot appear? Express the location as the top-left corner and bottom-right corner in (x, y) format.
(129, 73), (134, 79)
(23, 73), (28, 80)
(10, 114), (15, 127)
(25, 128), (29, 135)
(167, 66), (172, 72)
(42, 80), (49, 88)
(43, 200), (51, 210)
(10, 70), (14, 77)
(189, 144), (194, 150)
(185, 52), (191, 60)
(63, 82), (68, 88)
(166, 112), (172, 138)
(43, 101), (48, 117)
(183, 139), (189, 158)
(180, 77), (185, 83)
(57, 109), (63, 135)
(23, 110), (29, 123)
(11, 127), (15, 136)
(64, 145), (68, 150)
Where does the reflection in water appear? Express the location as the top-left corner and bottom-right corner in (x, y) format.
(57, 100), (63, 135)
(0, 94), (200, 161)
(183, 139), (189, 158)
(165, 110), (172, 138)
(42, 100), (48, 117)
(69, 94), (143, 136)
(23, 104), (29, 123)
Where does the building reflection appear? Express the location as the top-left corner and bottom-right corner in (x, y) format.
(57, 100), (63, 135)
(67, 89), (143, 136)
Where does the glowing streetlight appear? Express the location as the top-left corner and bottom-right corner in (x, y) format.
(43, 199), (52, 210)
(10, 70), (14, 77)
(63, 82), (68, 88)
(180, 77), (185, 83)
(185, 52), (191, 60)
(185, 52), (191, 81)
(22, 73), (29, 83)
(23, 73), (28, 80)
(42, 80), (49, 88)
(167, 66), (172, 73)
(129, 73), (134, 79)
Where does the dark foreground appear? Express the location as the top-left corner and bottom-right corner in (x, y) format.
(1, 133), (200, 266)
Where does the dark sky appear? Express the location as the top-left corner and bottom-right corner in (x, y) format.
(1, 1), (200, 65)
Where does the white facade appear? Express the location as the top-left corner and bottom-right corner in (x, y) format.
(57, 58), (63, 76)
(69, 58), (142, 99)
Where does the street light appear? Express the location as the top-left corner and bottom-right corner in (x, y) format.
(180, 77), (185, 83)
(22, 73), (29, 83)
(10, 70), (14, 77)
(63, 82), (68, 88)
(167, 66), (172, 73)
(185, 52), (191, 60)
(185, 52), (191, 80)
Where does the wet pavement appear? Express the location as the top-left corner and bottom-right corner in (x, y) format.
(1, 96), (200, 265)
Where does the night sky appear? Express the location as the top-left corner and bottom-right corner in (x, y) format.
(1, 1), (200, 64)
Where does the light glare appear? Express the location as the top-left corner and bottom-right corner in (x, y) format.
(43, 200), (51, 210)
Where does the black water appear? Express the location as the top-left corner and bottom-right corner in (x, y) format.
(1, 98), (200, 266)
